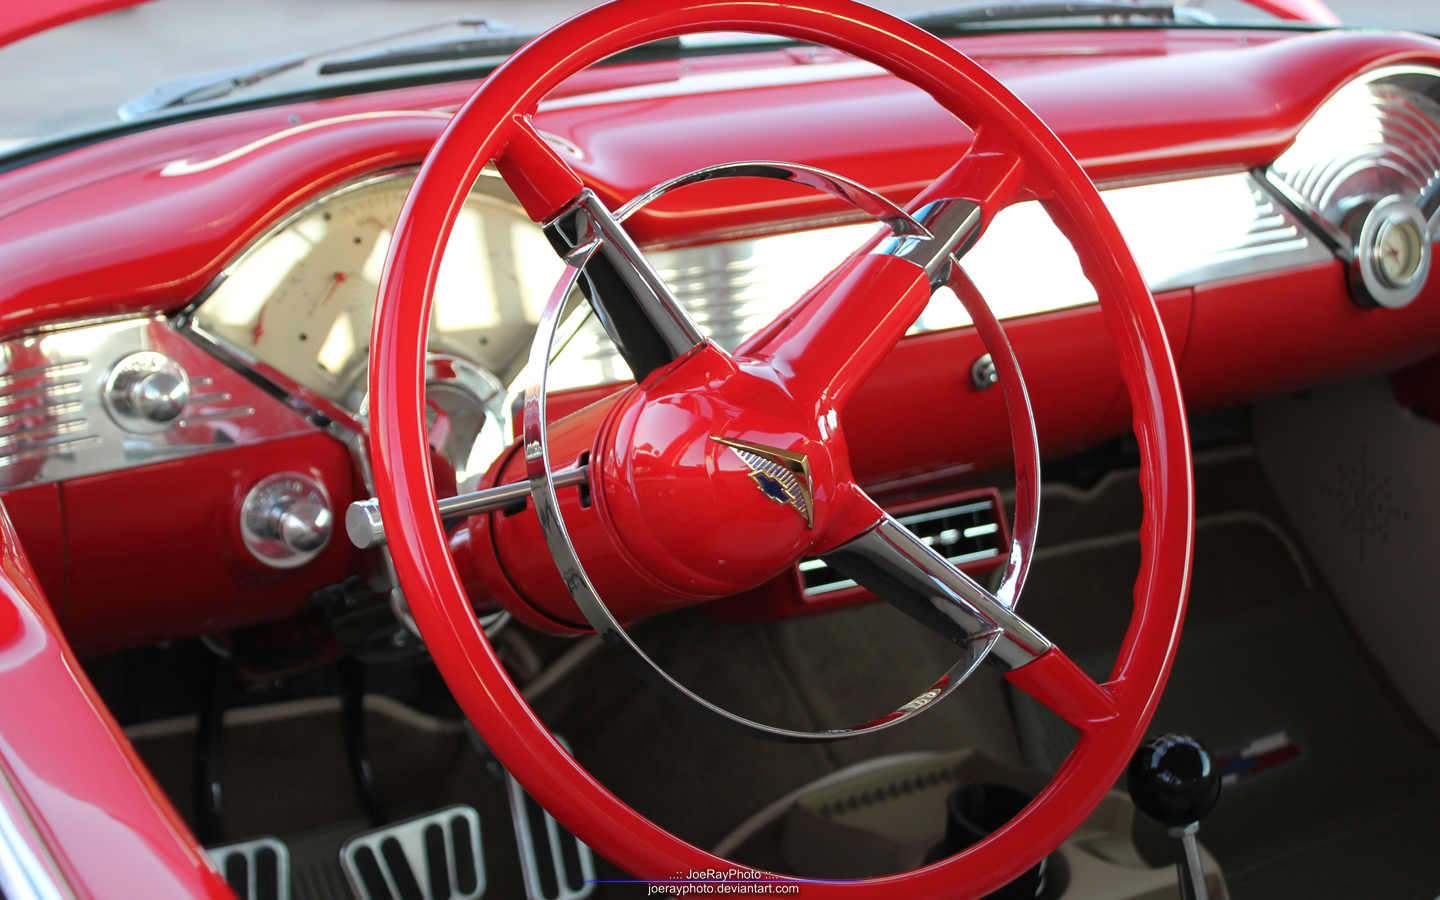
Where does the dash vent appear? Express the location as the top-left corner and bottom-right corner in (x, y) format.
(801, 495), (1003, 598)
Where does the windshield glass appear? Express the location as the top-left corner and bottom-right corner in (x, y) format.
(0, 0), (1429, 150)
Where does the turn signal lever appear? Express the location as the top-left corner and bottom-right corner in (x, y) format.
(1127, 734), (1221, 900)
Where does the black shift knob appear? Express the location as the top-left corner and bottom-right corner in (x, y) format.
(1127, 733), (1221, 828)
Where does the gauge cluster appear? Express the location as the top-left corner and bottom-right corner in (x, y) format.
(191, 169), (564, 420)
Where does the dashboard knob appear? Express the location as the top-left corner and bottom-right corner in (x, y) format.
(240, 473), (333, 568)
(128, 371), (189, 423)
(276, 499), (333, 553)
(103, 351), (190, 433)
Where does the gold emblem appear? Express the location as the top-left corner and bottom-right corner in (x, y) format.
(711, 436), (813, 529)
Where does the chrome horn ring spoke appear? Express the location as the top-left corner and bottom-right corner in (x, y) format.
(820, 513), (1050, 672)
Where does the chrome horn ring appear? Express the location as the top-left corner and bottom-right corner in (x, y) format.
(520, 162), (1042, 743)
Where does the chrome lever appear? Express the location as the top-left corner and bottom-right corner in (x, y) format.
(346, 464), (589, 549)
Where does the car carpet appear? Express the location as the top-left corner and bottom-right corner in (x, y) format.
(1006, 455), (1440, 900)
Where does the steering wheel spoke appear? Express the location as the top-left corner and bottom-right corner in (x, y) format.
(500, 116), (707, 382)
(741, 134), (1028, 413)
(1006, 645), (1121, 732)
(821, 506), (1119, 732)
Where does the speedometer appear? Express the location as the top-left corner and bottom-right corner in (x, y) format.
(193, 169), (565, 413)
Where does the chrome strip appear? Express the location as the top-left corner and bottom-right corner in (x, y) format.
(547, 189), (706, 364)
(345, 465), (588, 550)
(874, 198), (983, 288)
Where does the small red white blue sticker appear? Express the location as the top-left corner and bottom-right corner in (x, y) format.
(1215, 729), (1303, 787)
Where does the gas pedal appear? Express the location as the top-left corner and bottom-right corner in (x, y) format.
(340, 805), (485, 900)
(506, 773), (595, 900)
(207, 836), (290, 900)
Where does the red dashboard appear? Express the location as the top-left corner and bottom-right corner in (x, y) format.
(3, 24), (1438, 651)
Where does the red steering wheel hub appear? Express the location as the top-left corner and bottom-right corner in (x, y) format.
(597, 347), (846, 595)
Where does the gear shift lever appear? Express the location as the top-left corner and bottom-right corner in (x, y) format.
(1127, 734), (1222, 900)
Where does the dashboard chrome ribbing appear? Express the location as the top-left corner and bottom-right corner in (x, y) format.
(1262, 66), (1440, 308)
(1268, 67), (1440, 233)
(550, 170), (1331, 389)
(0, 317), (315, 491)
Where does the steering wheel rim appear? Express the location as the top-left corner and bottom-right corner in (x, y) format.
(370, 1), (1194, 896)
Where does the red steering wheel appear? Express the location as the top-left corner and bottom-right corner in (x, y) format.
(369, 1), (1194, 896)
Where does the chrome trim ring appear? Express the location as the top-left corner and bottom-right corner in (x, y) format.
(1354, 195), (1431, 308)
(522, 239), (996, 743)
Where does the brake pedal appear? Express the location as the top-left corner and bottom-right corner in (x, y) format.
(506, 773), (595, 900)
(340, 804), (485, 900)
(207, 836), (289, 900)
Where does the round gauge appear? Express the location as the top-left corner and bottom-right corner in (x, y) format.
(194, 170), (565, 412)
(1353, 195), (1432, 309)
(1374, 215), (1425, 287)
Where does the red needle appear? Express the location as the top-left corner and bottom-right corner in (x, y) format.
(320, 271), (349, 305)
(251, 306), (266, 345)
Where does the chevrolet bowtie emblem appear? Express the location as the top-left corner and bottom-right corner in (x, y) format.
(711, 436), (814, 529)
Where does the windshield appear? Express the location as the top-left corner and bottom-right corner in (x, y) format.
(0, 0), (1429, 150)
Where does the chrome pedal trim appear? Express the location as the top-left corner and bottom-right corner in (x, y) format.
(339, 805), (484, 900)
(207, 836), (289, 900)
(506, 773), (595, 900)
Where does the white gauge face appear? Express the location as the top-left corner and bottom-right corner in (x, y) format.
(1375, 217), (1425, 287)
(195, 172), (565, 413)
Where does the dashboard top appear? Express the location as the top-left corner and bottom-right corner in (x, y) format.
(0, 27), (1437, 341)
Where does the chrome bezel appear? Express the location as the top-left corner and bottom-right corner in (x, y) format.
(1356, 195), (1431, 309)
(101, 351), (190, 434)
(239, 471), (333, 569)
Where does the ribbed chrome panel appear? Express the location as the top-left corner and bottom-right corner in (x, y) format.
(1105, 172), (1331, 292)
(545, 172), (1330, 390)
(0, 356), (100, 474)
(1269, 66), (1440, 235)
(0, 318), (316, 491)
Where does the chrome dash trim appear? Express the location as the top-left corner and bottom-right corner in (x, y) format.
(551, 170), (1332, 388)
(1267, 66), (1440, 249)
(0, 317), (316, 491)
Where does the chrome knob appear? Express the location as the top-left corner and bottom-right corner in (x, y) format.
(346, 499), (385, 549)
(128, 371), (188, 423)
(240, 473), (333, 568)
(276, 500), (332, 553)
(103, 351), (190, 433)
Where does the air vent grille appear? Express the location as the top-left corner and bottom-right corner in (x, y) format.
(800, 498), (1002, 597)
